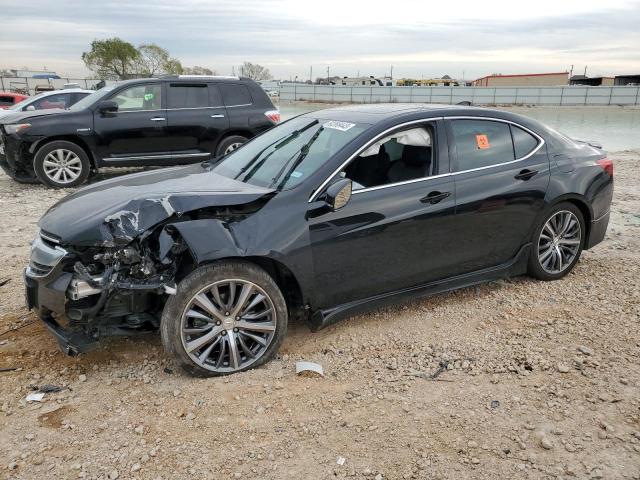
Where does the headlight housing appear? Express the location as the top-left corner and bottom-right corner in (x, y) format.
(4, 123), (31, 135)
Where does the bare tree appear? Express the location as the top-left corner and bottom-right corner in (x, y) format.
(183, 66), (217, 75)
(241, 62), (272, 81)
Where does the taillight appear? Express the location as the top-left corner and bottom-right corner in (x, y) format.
(264, 110), (280, 124)
(596, 158), (613, 176)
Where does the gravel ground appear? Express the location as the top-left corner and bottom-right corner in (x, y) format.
(0, 151), (639, 480)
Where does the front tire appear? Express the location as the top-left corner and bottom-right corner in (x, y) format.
(528, 202), (585, 281)
(33, 141), (91, 188)
(215, 135), (248, 157)
(161, 261), (288, 377)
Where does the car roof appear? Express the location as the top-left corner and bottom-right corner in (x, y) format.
(113, 76), (253, 87)
(303, 103), (539, 127)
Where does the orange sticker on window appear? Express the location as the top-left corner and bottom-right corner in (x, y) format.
(476, 134), (490, 149)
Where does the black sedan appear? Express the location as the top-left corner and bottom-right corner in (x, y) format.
(24, 104), (613, 376)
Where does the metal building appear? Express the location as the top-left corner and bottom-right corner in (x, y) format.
(472, 72), (569, 87)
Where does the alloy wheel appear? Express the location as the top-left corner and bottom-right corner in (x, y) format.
(42, 149), (83, 184)
(180, 279), (277, 373)
(537, 210), (582, 274)
(224, 142), (242, 155)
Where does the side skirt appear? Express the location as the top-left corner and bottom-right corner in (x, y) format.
(309, 243), (531, 331)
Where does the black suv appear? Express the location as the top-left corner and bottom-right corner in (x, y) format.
(0, 76), (279, 188)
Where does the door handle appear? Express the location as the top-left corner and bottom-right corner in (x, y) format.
(210, 114), (225, 118)
(420, 191), (451, 204)
(514, 169), (538, 181)
(149, 117), (166, 122)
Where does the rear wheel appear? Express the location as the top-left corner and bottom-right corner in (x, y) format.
(33, 141), (90, 188)
(161, 261), (288, 377)
(215, 135), (248, 157)
(528, 202), (585, 281)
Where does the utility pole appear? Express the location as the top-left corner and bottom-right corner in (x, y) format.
(390, 65), (393, 79)
(583, 65), (588, 77)
(569, 64), (574, 79)
(310, 66), (313, 83)
(327, 66), (330, 84)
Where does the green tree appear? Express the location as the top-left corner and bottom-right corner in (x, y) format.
(136, 44), (183, 77)
(82, 38), (139, 80)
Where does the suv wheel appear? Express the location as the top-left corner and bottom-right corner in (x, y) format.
(216, 135), (248, 157)
(33, 141), (91, 188)
(161, 261), (288, 377)
(528, 202), (585, 281)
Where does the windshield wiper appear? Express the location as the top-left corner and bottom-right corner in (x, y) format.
(234, 120), (320, 182)
(269, 124), (324, 190)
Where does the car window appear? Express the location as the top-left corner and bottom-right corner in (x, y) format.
(511, 125), (539, 158)
(451, 119), (514, 172)
(340, 125), (434, 191)
(208, 84), (223, 107)
(111, 84), (162, 111)
(211, 117), (368, 190)
(167, 84), (209, 108)
(29, 93), (71, 110)
(219, 84), (252, 106)
(0, 96), (15, 106)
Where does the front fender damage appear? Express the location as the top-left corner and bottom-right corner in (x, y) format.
(59, 192), (271, 353)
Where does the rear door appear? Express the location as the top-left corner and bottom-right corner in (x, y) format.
(165, 82), (229, 163)
(447, 117), (550, 273)
(93, 82), (172, 164)
(219, 83), (253, 132)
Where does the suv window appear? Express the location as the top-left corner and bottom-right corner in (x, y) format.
(167, 83), (209, 109)
(511, 125), (539, 158)
(341, 125), (434, 190)
(219, 84), (252, 106)
(0, 96), (14, 106)
(30, 93), (71, 110)
(451, 119), (514, 172)
(111, 84), (162, 111)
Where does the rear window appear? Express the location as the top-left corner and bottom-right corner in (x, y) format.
(0, 96), (15, 106)
(451, 119), (515, 172)
(219, 84), (252, 106)
(511, 125), (539, 158)
(167, 84), (209, 108)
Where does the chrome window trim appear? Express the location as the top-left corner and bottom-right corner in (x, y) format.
(165, 106), (226, 111)
(309, 117), (442, 202)
(308, 115), (545, 202)
(116, 109), (164, 114)
(225, 103), (252, 108)
(352, 172), (452, 195)
(446, 116), (545, 174)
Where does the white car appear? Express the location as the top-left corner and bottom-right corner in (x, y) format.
(0, 88), (92, 118)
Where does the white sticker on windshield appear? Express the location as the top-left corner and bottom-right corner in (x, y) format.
(323, 120), (356, 132)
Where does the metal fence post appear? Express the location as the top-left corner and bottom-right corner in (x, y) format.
(350, 86), (353, 103)
(294, 83), (297, 101)
(560, 88), (564, 106)
(636, 86), (640, 106)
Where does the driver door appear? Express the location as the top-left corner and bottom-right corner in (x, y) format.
(93, 83), (173, 164)
(307, 119), (458, 309)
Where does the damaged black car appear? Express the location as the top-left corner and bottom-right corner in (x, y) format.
(25, 104), (613, 376)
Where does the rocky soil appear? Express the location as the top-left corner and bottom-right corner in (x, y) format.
(0, 152), (639, 480)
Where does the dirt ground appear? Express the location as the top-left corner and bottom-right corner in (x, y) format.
(0, 151), (639, 480)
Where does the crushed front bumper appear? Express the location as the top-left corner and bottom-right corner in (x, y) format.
(24, 235), (99, 355)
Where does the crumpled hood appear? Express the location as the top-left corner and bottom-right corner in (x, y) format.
(39, 163), (275, 246)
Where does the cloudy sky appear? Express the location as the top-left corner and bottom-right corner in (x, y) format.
(1, 0), (640, 80)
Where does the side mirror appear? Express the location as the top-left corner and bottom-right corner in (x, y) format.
(325, 178), (352, 211)
(25, 105), (36, 111)
(97, 100), (118, 115)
